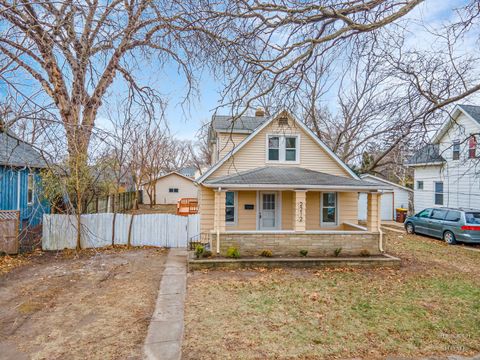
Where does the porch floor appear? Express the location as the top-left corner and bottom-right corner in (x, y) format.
(188, 253), (400, 271)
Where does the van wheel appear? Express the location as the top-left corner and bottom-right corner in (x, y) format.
(443, 231), (457, 245)
(405, 222), (415, 234)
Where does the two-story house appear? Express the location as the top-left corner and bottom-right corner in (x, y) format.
(407, 104), (480, 212)
(196, 109), (388, 256)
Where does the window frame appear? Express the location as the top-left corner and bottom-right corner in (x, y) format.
(225, 191), (238, 226)
(468, 135), (477, 159)
(169, 188), (179, 193)
(320, 192), (338, 227)
(434, 181), (444, 205)
(416, 181), (424, 190)
(27, 173), (35, 205)
(266, 134), (300, 163)
(452, 140), (460, 160)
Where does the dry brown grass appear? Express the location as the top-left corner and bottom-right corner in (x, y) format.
(183, 231), (480, 359)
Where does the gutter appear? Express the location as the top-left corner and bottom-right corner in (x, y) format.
(202, 183), (390, 191)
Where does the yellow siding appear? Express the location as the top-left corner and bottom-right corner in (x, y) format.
(282, 191), (293, 230)
(218, 133), (249, 159)
(338, 192), (358, 224)
(306, 192), (321, 230)
(199, 185), (214, 233)
(210, 113), (350, 179)
(229, 191), (257, 230)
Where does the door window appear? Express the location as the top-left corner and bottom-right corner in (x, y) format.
(445, 211), (461, 222)
(430, 209), (447, 220)
(417, 209), (431, 218)
(261, 193), (276, 228)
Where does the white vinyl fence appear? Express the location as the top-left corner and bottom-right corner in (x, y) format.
(42, 213), (199, 250)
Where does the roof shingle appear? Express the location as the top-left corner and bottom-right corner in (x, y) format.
(211, 115), (267, 132)
(0, 131), (47, 168)
(406, 144), (445, 165)
(204, 166), (382, 188)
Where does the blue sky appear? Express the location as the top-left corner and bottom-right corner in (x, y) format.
(138, 0), (471, 141)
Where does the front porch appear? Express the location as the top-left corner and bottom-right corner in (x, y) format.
(204, 188), (384, 257)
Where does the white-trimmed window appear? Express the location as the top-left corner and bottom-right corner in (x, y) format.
(321, 192), (337, 226)
(468, 135), (477, 159)
(27, 173), (35, 205)
(434, 181), (444, 205)
(225, 191), (237, 224)
(267, 135), (299, 162)
(417, 181), (424, 190)
(169, 188), (179, 193)
(452, 140), (460, 160)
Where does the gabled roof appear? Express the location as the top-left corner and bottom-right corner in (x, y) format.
(198, 110), (360, 184)
(212, 115), (267, 133)
(432, 104), (480, 143)
(0, 130), (47, 168)
(204, 166), (384, 190)
(406, 144), (445, 166)
(144, 171), (196, 186)
(360, 174), (413, 192)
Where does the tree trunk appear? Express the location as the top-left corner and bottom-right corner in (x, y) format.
(127, 213), (135, 248)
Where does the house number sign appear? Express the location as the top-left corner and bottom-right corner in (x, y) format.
(298, 201), (304, 223)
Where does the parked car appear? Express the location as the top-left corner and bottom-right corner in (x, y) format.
(404, 207), (480, 244)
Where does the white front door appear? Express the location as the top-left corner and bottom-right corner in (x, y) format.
(259, 192), (277, 230)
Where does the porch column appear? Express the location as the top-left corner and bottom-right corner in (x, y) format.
(293, 190), (307, 232)
(367, 192), (382, 231)
(213, 189), (226, 253)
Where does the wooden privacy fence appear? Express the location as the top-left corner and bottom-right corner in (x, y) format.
(0, 210), (20, 254)
(42, 213), (199, 250)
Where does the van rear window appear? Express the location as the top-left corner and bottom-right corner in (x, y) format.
(465, 212), (480, 224)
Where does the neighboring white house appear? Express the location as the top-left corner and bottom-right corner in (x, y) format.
(407, 104), (480, 212)
(142, 171), (197, 205)
(358, 174), (413, 221)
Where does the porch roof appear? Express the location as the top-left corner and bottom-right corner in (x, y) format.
(203, 166), (387, 190)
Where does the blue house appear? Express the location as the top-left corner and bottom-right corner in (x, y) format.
(0, 128), (50, 229)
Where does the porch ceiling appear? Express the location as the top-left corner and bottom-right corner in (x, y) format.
(203, 166), (388, 191)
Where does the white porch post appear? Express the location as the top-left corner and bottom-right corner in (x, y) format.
(213, 189), (226, 253)
(293, 190), (307, 232)
(367, 192), (382, 231)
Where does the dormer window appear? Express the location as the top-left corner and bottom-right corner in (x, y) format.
(267, 135), (299, 162)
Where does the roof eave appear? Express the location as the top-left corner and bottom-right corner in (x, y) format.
(405, 161), (444, 167)
(202, 183), (388, 191)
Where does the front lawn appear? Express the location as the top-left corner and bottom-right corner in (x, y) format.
(183, 231), (480, 359)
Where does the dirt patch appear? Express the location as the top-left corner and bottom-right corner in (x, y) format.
(0, 248), (167, 360)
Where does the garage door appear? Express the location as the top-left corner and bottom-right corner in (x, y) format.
(381, 193), (394, 221)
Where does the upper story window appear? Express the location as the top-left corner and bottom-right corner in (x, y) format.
(267, 135), (299, 162)
(27, 173), (35, 205)
(468, 135), (477, 159)
(169, 188), (179, 193)
(417, 181), (424, 190)
(452, 140), (460, 160)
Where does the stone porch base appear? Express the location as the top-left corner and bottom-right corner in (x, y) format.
(211, 231), (381, 257)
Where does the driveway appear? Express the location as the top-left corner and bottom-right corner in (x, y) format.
(0, 248), (168, 359)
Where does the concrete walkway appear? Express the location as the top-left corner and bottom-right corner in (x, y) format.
(144, 248), (188, 360)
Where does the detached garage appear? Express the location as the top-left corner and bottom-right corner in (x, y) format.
(358, 174), (413, 221)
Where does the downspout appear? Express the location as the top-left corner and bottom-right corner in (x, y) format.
(216, 187), (222, 254)
(377, 191), (384, 253)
